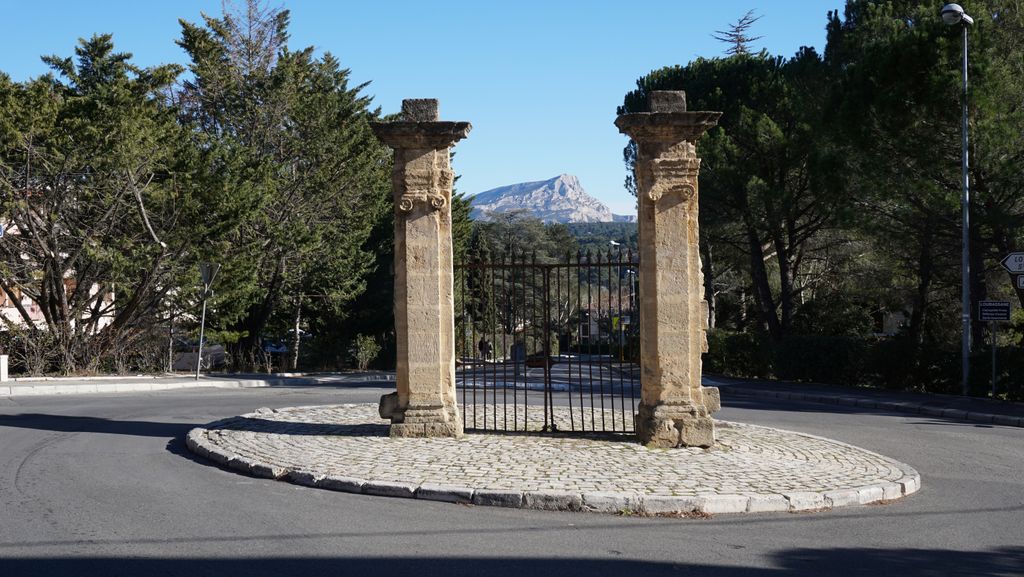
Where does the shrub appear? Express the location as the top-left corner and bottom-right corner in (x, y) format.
(704, 330), (773, 378)
(350, 334), (381, 370)
(772, 335), (868, 386)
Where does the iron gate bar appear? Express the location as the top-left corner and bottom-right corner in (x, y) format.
(542, 256), (553, 431)
(456, 249), (638, 435)
(610, 251), (618, 430)
(577, 250), (585, 431)
(598, 251), (607, 430)
(497, 255), (505, 430)
(586, 251), (596, 431)
(558, 258), (572, 432)
(611, 249), (622, 431)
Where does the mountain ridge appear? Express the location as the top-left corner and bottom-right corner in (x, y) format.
(469, 174), (635, 224)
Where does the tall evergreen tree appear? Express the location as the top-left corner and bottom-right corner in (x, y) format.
(825, 0), (1024, 353)
(176, 0), (391, 368)
(621, 49), (845, 340)
(0, 35), (222, 372)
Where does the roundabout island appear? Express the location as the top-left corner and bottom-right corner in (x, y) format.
(186, 403), (920, 516)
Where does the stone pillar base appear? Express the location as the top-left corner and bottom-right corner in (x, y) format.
(636, 398), (716, 448)
(389, 421), (463, 438)
(382, 399), (463, 439)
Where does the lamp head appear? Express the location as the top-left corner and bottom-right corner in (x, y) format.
(941, 3), (975, 26)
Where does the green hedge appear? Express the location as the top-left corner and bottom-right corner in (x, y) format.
(704, 330), (773, 378)
(772, 335), (868, 386)
(704, 329), (1023, 401)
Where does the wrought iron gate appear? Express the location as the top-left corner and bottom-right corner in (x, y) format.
(455, 250), (639, 434)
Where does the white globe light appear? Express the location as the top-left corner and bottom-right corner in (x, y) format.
(941, 3), (974, 25)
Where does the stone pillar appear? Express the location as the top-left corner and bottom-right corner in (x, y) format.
(372, 99), (471, 438)
(615, 91), (722, 448)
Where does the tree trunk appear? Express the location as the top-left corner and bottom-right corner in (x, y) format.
(168, 316), (174, 373)
(744, 219), (782, 340)
(908, 224), (934, 351)
(290, 297), (302, 371)
(234, 255), (287, 368)
(739, 287), (748, 330)
(776, 241), (796, 335)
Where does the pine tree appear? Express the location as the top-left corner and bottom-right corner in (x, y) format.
(177, 0), (391, 369)
(712, 10), (763, 56)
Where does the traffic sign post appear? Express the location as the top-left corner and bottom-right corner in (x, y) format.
(978, 300), (1011, 322)
(978, 300), (1011, 398)
(195, 262), (221, 381)
(1000, 253), (1024, 274)
(990, 321), (997, 398)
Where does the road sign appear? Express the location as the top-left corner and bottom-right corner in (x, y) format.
(978, 300), (1011, 321)
(0, 224), (5, 238)
(1000, 253), (1024, 273)
(1018, 276), (1024, 290)
(199, 262), (221, 287)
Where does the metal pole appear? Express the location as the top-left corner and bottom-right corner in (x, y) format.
(168, 315), (173, 373)
(960, 23), (972, 396)
(195, 292), (208, 381)
(991, 321), (997, 398)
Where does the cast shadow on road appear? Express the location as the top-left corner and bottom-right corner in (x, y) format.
(0, 413), (194, 438)
(209, 416), (389, 436)
(257, 380), (396, 390)
(0, 412), (389, 439)
(207, 416), (636, 442)
(0, 547), (1020, 577)
(719, 395), (1002, 428)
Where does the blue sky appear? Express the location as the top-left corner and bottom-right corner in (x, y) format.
(2, 0), (843, 214)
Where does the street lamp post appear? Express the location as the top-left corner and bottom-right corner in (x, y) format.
(196, 262), (221, 381)
(942, 3), (974, 396)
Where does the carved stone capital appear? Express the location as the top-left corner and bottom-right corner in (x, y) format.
(647, 182), (696, 203)
(438, 168), (454, 190)
(396, 192), (448, 213)
(642, 157), (701, 204)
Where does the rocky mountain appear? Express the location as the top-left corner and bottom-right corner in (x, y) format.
(469, 174), (634, 223)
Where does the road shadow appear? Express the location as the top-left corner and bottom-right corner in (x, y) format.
(718, 394), (1007, 428)
(206, 372), (397, 390)
(721, 395), (895, 415)
(0, 413), (193, 438)
(463, 427), (636, 443)
(251, 380), (396, 390)
(208, 415), (389, 437)
(0, 547), (1020, 577)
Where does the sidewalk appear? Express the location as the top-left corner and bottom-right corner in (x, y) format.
(708, 375), (1024, 428)
(0, 372), (395, 397)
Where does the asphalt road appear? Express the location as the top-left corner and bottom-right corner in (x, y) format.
(0, 384), (1021, 576)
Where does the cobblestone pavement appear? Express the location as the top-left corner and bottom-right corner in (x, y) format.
(187, 403), (920, 515)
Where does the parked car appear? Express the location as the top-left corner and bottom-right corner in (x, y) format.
(525, 353), (557, 369)
(171, 338), (226, 371)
